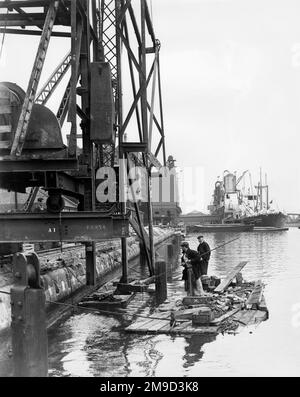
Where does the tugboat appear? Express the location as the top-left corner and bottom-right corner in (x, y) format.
(208, 169), (287, 229)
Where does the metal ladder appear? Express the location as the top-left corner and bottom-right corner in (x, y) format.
(10, 1), (60, 156)
(35, 52), (72, 106)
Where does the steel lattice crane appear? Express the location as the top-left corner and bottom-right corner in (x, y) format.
(0, 0), (167, 376)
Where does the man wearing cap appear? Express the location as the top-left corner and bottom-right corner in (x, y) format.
(181, 242), (203, 295)
(197, 235), (211, 275)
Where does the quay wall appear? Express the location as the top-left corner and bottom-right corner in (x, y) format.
(0, 227), (177, 333)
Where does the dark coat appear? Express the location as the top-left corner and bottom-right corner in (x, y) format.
(197, 241), (211, 262)
(182, 248), (202, 280)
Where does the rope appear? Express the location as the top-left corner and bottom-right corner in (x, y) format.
(0, 9), (8, 62)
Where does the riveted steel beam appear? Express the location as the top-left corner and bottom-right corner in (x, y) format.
(0, 212), (129, 242)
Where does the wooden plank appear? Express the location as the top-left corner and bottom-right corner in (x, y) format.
(126, 320), (219, 335)
(173, 308), (203, 320)
(214, 261), (248, 293)
(170, 321), (191, 333)
(90, 290), (115, 300)
(172, 325), (218, 335)
(210, 305), (242, 325)
(158, 320), (190, 334)
(257, 294), (269, 314)
(182, 295), (214, 306)
(246, 280), (263, 308)
(233, 309), (267, 326)
(0, 125), (11, 133)
(126, 316), (155, 332)
(146, 315), (171, 332)
(126, 311), (169, 333)
(114, 282), (148, 293)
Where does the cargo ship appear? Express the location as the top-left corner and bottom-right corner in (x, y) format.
(208, 170), (287, 228)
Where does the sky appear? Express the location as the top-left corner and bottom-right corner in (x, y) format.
(1, 0), (300, 213)
(150, 0), (300, 213)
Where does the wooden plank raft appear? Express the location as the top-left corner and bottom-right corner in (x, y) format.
(246, 280), (264, 309)
(214, 261), (248, 293)
(125, 310), (219, 336)
(233, 308), (268, 326)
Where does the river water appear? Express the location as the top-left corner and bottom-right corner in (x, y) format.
(48, 228), (300, 377)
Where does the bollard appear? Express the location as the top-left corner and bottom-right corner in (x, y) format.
(11, 252), (48, 377)
(155, 259), (167, 305)
(86, 242), (96, 285)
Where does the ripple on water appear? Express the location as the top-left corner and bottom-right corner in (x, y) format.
(48, 228), (300, 377)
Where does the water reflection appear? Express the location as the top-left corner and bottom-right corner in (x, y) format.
(182, 335), (216, 370)
(48, 229), (300, 377)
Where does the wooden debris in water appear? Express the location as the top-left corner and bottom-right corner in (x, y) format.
(214, 261), (248, 293)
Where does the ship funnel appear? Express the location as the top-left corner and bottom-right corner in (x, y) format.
(223, 173), (236, 193)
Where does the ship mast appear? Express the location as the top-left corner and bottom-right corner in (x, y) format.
(265, 173), (269, 210)
(260, 167), (263, 211)
(255, 168), (269, 212)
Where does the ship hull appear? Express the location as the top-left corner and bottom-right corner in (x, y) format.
(241, 212), (287, 228)
(187, 224), (254, 233)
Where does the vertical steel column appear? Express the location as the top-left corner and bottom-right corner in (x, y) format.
(140, 0), (148, 146)
(91, 0), (99, 61)
(140, 0), (155, 272)
(157, 53), (167, 166)
(80, 0), (97, 285)
(116, 0), (128, 283)
(11, 253), (48, 377)
(68, 0), (78, 157)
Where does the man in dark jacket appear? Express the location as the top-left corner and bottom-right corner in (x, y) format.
(197, 235), (211, 275)
(181, 242), (203, 295)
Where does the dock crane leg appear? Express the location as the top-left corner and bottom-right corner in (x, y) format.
(10, 252), (48, 377)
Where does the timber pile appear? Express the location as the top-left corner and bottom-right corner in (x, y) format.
(125, 261), (269, 336)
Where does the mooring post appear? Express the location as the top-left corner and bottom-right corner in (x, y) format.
(155, 258), (167, 305)
(187, 267), (193, 296)
(86, 242), (97, 285)
(11, 252), (48, 377)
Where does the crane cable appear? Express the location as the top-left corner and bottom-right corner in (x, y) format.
(0, 9), (8, 62)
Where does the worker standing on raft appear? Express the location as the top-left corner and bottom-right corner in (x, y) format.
(181, 242), (203, 295)
(197, 235), (211, 275)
